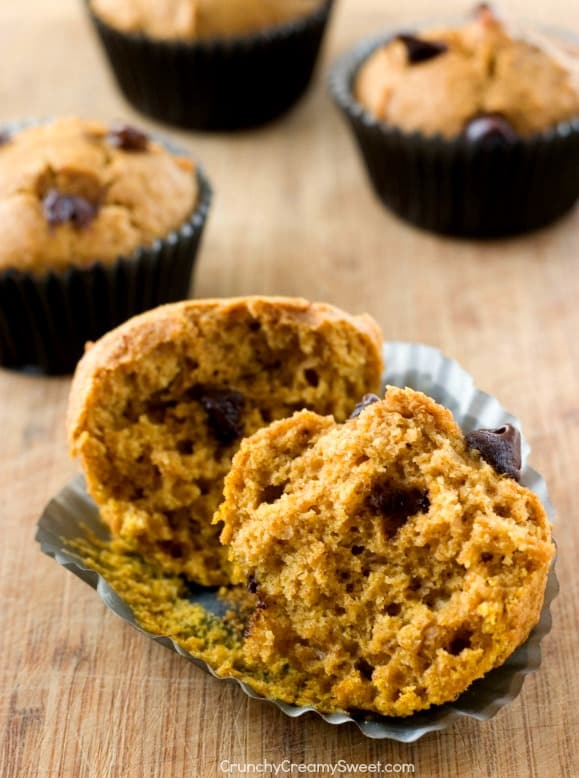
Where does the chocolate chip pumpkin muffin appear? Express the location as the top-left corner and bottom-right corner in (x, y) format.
(67, 296), (384, 586)
(330, 5), (579, 236)
(86, 0), (334, 129)
(0, 117), (211, 373)
(217, 387), (554, 716)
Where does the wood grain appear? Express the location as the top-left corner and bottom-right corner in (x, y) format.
(1, 1), (579, 776)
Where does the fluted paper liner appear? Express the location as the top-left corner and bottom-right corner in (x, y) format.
(0, 121), (212, 374)
(36, 342), (558, 741)
(329, 30), (579, 238)
(87, 0), (334, 131)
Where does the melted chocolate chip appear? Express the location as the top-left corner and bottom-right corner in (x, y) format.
(0, 130), (11, 147)
(368, 486), (430, 539)
(397, 34), (448, 65)
(247, 575), (259, 594)
(465, 424), (522, 481)
(42, 189), (97, 229)
(355, 658), (375, 681)
(464, 114), (518, 145)
(107, 123), (149, 152)
(350, 393), (381, 419)
(193, 386), (245, 446)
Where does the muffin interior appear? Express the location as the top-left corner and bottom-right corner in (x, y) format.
(69, 299), (383, 585)
(217, 387), (554, 715)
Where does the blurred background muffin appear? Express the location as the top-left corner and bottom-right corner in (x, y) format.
(330, 5), (579, 237)
(87, 0), (335, 130)
(0, 117), (211, 374)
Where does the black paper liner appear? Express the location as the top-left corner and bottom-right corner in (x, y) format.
(35, 343), (559, 741)
(0, 166), (212, 375)
(329, 33), (579, 238)
(87, 1), (334, 131)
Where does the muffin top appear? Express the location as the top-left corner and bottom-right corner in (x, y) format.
(90, 0), (325, 40)
(355, 6), (579, 138)
(0, 117), (197, 274)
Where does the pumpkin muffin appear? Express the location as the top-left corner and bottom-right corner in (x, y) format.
(330, 5), (579, 236)
(217, 387), (554, 716)
(0, 117), (211, 373)
(86, 0), (334, 130)
(67, 297), (383, 586)
(355, 8), (579, 139)
(0, 117), (197, 274)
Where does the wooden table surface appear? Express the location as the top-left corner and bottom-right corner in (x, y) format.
(1, 1), (579, 776)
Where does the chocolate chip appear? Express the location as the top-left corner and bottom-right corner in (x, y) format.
(397, 34), (448, 65)
(0, 130), (11, 147)
(464, 114), (518, 145)
(355, 658), (374, 681)
(193, 386), (245, 446)
(465, 424), (522, 481)
(368, 486), (430, 539)
(247, 575), (259, 594)
(176, 439), (194, 456)
(350, 393), (381, 419)
(304, 368), (319, 387)
(42, 189), (97, 229)
(107, 123), (149, 152)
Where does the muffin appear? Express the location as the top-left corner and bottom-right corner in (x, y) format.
(217, 387), (555, 716)
(67, 296), (384, 586)
(330, 5), (579, 237)
(0, 117), (211, 374)
(87, 0), (335, 130)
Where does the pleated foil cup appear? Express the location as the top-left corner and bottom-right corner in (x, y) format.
(329, 30), (579, 238)
(36, 342), (558, 741)
(0, 124), (212, 375)
(87, 1), (334, 131)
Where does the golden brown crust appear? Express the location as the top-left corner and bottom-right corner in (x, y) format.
(67, 296), (384, 585)
(355, 11), (579, 138)
(0, 117), (197, 273)
(67, 296), (383, 450)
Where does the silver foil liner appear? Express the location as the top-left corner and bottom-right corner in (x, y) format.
(36, 342), (558, 741)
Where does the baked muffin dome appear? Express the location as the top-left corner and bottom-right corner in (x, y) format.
(0, 117), (197, 274)
(90, 0), (325, 40)
(67, 297), (384, 586)
(356, 9), (579, 138)
(217, 387), (554, 716)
